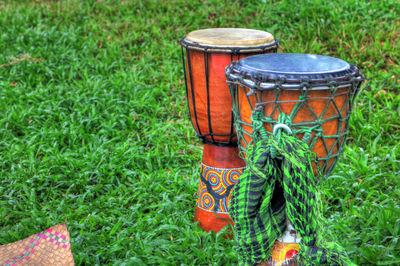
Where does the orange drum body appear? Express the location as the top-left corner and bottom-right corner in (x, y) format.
(180, 29), (278, 233)
(236, 85), (353, 173)
(184, 50), (247, 143)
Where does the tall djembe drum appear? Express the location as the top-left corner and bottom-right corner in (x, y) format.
(226, 54), (363, 265)
(180, 28), (278, 233)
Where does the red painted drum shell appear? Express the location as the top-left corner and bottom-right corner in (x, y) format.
(180, 28), (278, 146)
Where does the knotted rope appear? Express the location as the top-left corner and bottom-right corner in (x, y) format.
(230, 109), (355, 266)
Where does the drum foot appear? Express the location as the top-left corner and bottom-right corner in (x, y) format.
(194, 207), (234, 238)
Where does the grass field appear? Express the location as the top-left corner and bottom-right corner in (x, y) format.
(0, 0), (399, 265)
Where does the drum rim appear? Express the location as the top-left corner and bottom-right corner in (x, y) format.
(226, 53), (364, 89)
(239, 53), (351, 75)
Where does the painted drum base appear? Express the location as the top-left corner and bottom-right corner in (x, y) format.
(196, 163), (243, 213)
(194, 144), (245, 234)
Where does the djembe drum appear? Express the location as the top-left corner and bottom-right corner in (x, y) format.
(226, 53), (363, 265)
(180, 28), (278, 233)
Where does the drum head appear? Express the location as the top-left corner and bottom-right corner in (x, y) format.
(184, 28), (275, 47)
(240, 53), (350, 74)
(226, 53), (360, 82)
(181, 28), (277, 52)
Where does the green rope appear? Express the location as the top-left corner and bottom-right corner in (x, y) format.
(230, 110), (355, 266)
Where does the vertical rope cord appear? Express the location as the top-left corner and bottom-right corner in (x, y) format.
(230, 108), (356, 266)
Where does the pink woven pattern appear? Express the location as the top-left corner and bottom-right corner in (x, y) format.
(38, 229), (69, 249)
(0, 224), (74, 266)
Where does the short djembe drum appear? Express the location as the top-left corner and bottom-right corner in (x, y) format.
(226, 53), (363, 265)
(180, 28), (278, 233)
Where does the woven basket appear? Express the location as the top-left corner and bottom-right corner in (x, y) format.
(0, 223), (74, 266)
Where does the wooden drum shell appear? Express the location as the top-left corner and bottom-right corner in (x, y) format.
(235, 85), (354, 175)
(183, 50), (276, 144)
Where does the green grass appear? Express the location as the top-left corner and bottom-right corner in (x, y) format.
(0, 0), (399, 264)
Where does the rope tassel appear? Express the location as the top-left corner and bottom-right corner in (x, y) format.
(230, 131), (355, 265)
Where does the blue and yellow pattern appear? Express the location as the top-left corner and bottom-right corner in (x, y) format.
(196, 163), (244, 214)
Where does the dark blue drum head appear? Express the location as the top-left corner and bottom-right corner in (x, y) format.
(240, 53), (349, 74)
